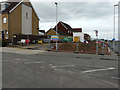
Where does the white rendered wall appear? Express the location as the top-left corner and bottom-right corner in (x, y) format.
(22, 4), (32, 35)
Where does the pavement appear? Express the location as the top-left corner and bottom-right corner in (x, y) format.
(1, 47), (119, 88)
(1, 47), (47, 55)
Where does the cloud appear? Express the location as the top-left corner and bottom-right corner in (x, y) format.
(31, 1), (118, 40)
(32, 2), (114, 21)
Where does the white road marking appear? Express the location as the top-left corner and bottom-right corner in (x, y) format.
(81, 68), (115, 73)
(51, 62), (108, 68)
(16, 58), (21, 61)
(54, 68), (76, 73)
(51, 65), (75, 68)
(110, 77), (120, 80)
(23, 61), (44, 64)
(54, 67), (119, 80)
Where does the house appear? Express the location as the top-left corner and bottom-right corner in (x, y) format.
(45, 21), (73, 36)
(0, 0), (39, 40)
(45, 21), (91, 42)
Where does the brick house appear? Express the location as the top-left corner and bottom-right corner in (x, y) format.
(45, 21), (73, 36)
(45, 21), (91, 42)
(0, 0), (39, 40)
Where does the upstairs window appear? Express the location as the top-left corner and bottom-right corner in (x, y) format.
(3, 17), (6, 23)
(26, 12), (28, 19)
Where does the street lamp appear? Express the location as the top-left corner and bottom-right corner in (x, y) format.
(113, 4), (118, 51)
(55, 2), (58, 52)
(94, 30), (98, 55)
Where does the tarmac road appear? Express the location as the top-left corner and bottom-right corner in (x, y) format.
(2, 48), (119, 88)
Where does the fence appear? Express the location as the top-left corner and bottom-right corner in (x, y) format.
(12, 34), (49, 44)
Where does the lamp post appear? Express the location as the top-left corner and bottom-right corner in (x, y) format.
(94, 30), (98, 55)
(55, 2), (58, 52)
(113, 4), (118, 51)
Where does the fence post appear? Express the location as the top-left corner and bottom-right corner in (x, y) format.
(12, 34), (13, 45)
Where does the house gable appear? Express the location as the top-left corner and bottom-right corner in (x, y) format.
(22, 1), (40, 20)
(45, 29), (59, 36)
(53, 21), (73, 36)
(2, 0), (39, 20)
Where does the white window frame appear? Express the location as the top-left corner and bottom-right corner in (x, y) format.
(3, 17), (7, 23)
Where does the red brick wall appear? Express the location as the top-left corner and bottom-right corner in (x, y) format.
(54, 22), (72, 36)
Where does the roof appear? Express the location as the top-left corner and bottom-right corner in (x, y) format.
(1, 0), (39, 20)
(45, 28), (59, 35)
(73, 28), (82, 32)
(39, 30), (45, 33)
(1, 1), (20, 14)
(60, 21), (73, 31)
(45, 28), (53, 34)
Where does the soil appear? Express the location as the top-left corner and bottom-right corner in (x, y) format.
(54, 42), (111, 55)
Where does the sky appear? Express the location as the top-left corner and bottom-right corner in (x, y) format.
(30, 0), (119, 40)
(0, 0), (119, 40)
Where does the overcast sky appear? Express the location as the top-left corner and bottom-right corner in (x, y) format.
(30, 0), (119, 40)
(0, 0), (119, 39)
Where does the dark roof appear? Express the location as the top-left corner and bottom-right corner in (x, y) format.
(60, 21), (73, 31)
(1, 0), (22, 14)
(39, 30), (45, 33)
(73, 28), (82, 32)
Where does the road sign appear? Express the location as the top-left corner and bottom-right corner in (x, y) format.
(74, 36), (80, 42)
(51, 35), (59, 41)
(94, 30), (98, 36)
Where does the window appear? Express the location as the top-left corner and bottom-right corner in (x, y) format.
(3, 17), (6, 23)
(26, 12), (28, 19)
(6, 31), (8, 35)
(6, 31), (8, 39)
(68, 30), (69, 33)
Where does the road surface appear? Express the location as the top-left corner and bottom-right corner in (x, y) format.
(1, 47), (119, 88)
